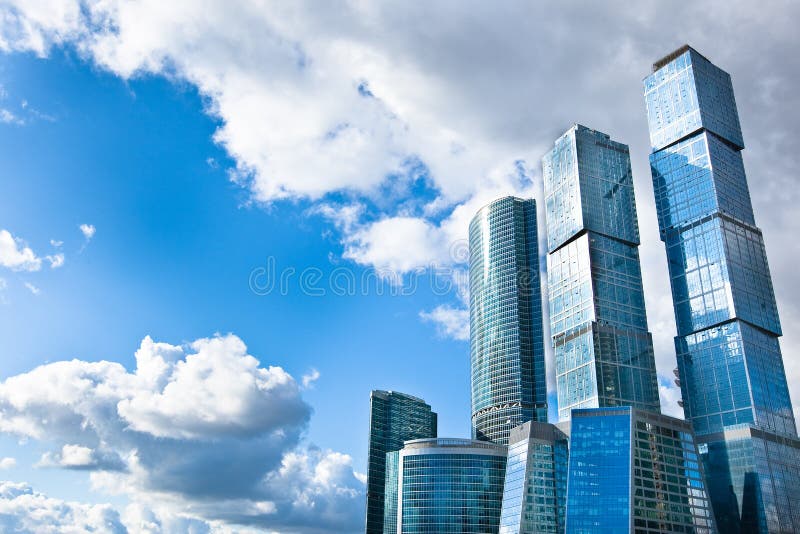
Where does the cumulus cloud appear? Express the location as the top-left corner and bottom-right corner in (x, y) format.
(0, 481), (126, 533)
(0, 229), (41, 271)
(2, 0), (800, 422)
(46, 253), (64, 268)
(420, 304), (469, 341)
(0, 333), (364, 532)
(0, 458), (15, 470)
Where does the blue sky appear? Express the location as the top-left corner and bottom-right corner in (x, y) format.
(1, 1), (799, 532)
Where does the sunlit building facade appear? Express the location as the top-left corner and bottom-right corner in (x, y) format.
(384, 438), (507, 533)
(366, 391), (437, 534)
(542, 124), (661, 421)
(499, 421), (569, 533)
(565, 407), (716, 534)
(469, 197), (547, 444)
(645, 45), (800, 532)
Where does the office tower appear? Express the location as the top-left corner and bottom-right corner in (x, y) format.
(542, 124), (661, 421)
(645, 45), (800, 532)
(365, 391), (437, 534)
(469, 196), (547, 444)
(565, 407), (716, 533)
(499, 421), (569, 533)
(383, 438), (507, 533)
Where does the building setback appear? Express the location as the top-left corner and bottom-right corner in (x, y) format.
(644, 45), (800, 532)
(383, 438), (507, 533)
(499, 421), (569, 533)
(565, 407), (716, 533)
(542, 124), (661, 421)
(469, 196), (548, 444)
(365, 390), (437, 534)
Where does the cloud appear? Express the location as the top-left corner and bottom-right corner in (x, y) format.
(50, 239), (63, 248)
(0, 458), (15, 470)
(0, 229), (41, 271)
(3, 0), (800, 425)
(0, 333), (364, 532)
(0, 481), (126, 533)
(0, 108), (23, 125)
(23, 282), (40, 295)
(301, 369), (320, 389)
(46, 253), (64, 268)
(420, 304), (469, 341)
(79, 223), (95, 241)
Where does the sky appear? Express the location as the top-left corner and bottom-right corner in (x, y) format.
(0, 1), (799, 532)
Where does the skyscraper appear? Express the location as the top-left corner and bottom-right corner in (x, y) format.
(644, 44), (800, 532)
(365, 390), (437, 534)
(564, 407), (716, 533)
(469, 196), (547, 444)
(383, 438), (507, 533)
(542, 124), (661, 421)
(499, 421), (569, 533)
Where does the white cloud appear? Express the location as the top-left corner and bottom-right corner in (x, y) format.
(0, 458), (15, 470)
(301, 369), (320, 389)
(47, 253), (64, 268)
(79, 223), (95, 241)
(420, 304), (469, 341)
(0, 108), (22, 125)
(50, 239), (63, 248)
(23, 282), (40, 295)
(0, 481), (126, 533)
(0, 229), (41, 271)
(0, 333), (364, 532)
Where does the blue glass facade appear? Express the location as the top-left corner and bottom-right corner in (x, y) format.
(469, 197), (547, 444)
(645, 45), (800, 532)
(388, 438), (507, 533)
(565, 407), (715, 534)
(384, 451), (400, 534)
(542, 125), (660, 421)
(499, 421), (569, 533)
(366, 391), (437, 534)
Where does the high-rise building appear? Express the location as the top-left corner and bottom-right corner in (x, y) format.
(644, 45), (800, 533)
(383, 438), (507, 533)
(365, 390), (437, 534)
(469, 196), (547, 444)
(565, 407), (716, 533)
(542, 124), (661, 421)
(499, 421), (569, 533)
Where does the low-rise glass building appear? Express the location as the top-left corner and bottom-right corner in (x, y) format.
(383, 438), (507, 533)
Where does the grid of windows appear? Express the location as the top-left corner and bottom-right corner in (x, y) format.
(566, 408), (716, 534)
(366, 391), (437, 534)
(469, 197), (547, 444)
(499, 422), (568, 533)
(384, 451), (400, 534)
(543, 125), (660, 421)
(396, 439), (507, 533)
(644, 45), (800, 532)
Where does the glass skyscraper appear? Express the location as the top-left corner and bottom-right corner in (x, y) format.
(565, 407), (716, 534)
(645, 45), (800, 533)
(366, 390), (437, 534)
(499, 421), (569, 533)
(383, 438), (507, 533)
(542, 124), (661, 421)
(469, 196), (547, 444)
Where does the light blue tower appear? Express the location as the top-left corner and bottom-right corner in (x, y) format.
(645, 45), (800, 533)
(469, 196), (547, 444)
(542, 124), (661, 421)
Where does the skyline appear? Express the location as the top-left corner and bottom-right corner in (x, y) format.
(1, 1), (800, 532)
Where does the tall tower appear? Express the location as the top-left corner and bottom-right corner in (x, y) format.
(469, 196), (547, 444)
(542, 124), (661, 421)
(365, 390), (437, 534)
(644, 45), (800, 533)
